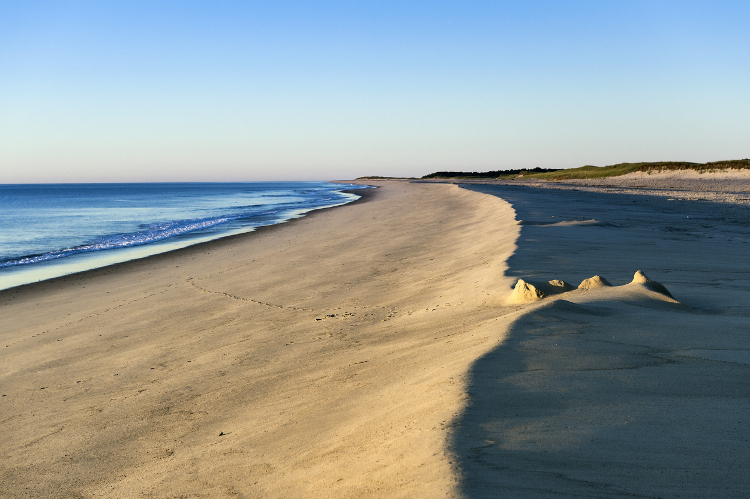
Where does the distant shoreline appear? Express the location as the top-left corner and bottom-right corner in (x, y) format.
(0, 183), (374, 293)
(415, 168), (750, 206)
(0, 186), (376, 295)
(411, 159), (750, 181)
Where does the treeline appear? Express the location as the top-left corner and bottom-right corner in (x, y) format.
(422, 167), (561, 179)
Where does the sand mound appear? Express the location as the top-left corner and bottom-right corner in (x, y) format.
(509, 279), (545, 303)
(630, 270), (674, 298)
(508, 279), (573, 303)
(508, 272), (674, 303)
(578, 275), (612, 290)
(546, 279), (574, 293)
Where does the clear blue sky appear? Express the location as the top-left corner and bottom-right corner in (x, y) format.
(2, 1), (748, 182)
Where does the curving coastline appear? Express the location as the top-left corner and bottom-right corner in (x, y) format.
(0, 181), (520, 498)
(3, 179), (749, 497)
(0, 182), (368, 292)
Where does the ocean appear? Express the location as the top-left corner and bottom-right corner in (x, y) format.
(0, 182), (368, 291)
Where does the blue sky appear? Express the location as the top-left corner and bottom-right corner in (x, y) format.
(1, 1), (748, 182)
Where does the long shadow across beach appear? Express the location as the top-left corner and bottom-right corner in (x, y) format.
(452, 184), (750, 498)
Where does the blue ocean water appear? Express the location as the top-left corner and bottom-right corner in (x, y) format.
(0, 182), (368, 290)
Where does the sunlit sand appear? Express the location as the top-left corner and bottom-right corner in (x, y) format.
(2, 178), (749, 497)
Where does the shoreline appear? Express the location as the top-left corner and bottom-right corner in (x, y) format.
(3, 179), (749, 497)
(415, 168), (750, 206)
(0, 186), (377, 298)
(1, 181), (520, 497)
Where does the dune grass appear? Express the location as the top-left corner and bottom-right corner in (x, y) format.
(422, 159), (750, 181)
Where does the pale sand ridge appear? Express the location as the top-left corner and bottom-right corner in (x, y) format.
(509, 270), (674, 304)
(0, 182), (520, 498)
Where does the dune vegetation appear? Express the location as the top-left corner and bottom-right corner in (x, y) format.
(421, 159), (750, 180)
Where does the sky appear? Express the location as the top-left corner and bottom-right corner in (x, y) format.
(1, 1), (749, 182)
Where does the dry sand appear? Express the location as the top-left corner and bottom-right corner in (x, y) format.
(457, 182), (750, 498)
(3, 178), (750, 498)
(0, 182), (520, 498)
(454, 168), (750, 206)
(564, 167), (750, 194)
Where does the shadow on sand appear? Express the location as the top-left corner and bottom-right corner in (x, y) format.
(451, 184), (750, 498)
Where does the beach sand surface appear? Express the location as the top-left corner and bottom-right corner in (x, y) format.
(0, 182), (519, 498)
(499, 168), (750, 206)
(3, 178), (750, 498)
(455, 183), (750, 498)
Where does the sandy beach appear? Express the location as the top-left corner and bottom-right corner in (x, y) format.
(432, 168), (750, 206)
(1, 182), (520, 498)
(458, 180), (750, 497)
(3, 177), (750, 497)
